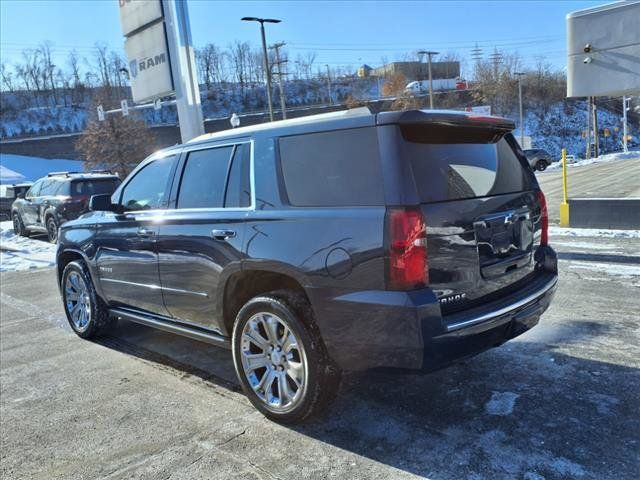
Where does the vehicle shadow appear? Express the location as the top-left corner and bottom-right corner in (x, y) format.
(95, 318), (639, 480)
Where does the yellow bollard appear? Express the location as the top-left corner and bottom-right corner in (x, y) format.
(559, 148), (570, 227)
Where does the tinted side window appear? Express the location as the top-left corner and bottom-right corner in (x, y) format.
(27, 180), (43, 198)
(177, 146), (233, 209)
(224, 143), (251, 208)
(120, 156), (175, 211)
(278, 127), (384, 207)
(39, 178), (59, 196)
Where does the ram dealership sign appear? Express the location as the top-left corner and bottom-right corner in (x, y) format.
(118, 0), (174, 103)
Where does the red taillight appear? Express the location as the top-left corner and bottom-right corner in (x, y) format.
(386, 208), (428, 290)
(537, 190), (549, 246)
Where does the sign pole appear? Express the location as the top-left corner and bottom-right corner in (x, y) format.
(162, 0), (204, 143)
(560, 148), (570, 227)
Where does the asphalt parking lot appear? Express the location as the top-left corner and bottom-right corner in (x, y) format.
(1, 229), (639, 480)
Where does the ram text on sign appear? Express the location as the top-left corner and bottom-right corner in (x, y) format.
(124, 21), (174, 103)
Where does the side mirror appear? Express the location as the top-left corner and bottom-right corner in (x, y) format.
(90, 194), (120, 212)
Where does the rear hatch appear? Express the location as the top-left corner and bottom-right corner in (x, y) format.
(393, 114), (543, 314)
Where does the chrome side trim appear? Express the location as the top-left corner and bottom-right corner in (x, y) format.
(101, 278), (208, 298)
(109, 307), (230, 349)
(446, 276), (558, 332)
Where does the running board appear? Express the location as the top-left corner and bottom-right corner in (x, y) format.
(109, 308), (231, 349)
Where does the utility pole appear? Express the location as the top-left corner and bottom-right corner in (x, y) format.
(162, 0), (204, 143)
(586, 96), (592, 159)
(325, 64), (332, 105)
(270, 42), (287, 119)
(622, 96), (629, 153)
(489, 49), (503, 78)
(242, 17), (281, 121)
(515, 72), (525, 147)
(592, 97), (599, 158)
(418, 50), (439, 109)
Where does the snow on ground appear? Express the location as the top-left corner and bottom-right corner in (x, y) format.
(0, 153), (83, 182)
(0, 221), (56, 272)
(549, 226), (640, 239)
(545, 150), (640, 171)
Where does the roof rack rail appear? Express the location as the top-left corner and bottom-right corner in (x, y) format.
(47, 171), (79, 177)
(90, 169), (113, 174)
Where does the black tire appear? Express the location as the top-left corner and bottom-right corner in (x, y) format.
(536, 160), (547, 171)
(12, 212), (27, 237)
(231, 290), (341, 424)
(46, 216), (58, 243)
(61, 260), (114, 338)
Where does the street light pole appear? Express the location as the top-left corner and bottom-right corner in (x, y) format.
(515, 71), (525, 147)
(419, 50), (439, 109)
(270, 42), (287, 119)
(325, 64), (332, 105)
(242, 17), (281, 122)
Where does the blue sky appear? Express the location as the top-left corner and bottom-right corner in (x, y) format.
(1, 0), (601, 75)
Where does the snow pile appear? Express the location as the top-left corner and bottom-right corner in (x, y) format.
(545, 150), (639, 171)
(549, 226), (640, 239)
(0, 221), (56, 272)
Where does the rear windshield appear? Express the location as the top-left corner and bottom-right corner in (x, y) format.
(400, 126), (536, 203)
(66, 178), (120, 196)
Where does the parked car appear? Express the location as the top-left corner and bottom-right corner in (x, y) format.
(56, 109), (558, 423)
(0, 183), (32, 221)
(523, 148), (553, 171)
(12, 171), (120, 243)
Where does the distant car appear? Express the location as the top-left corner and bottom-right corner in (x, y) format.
(11, 171), (120, 243)
(565, 154), (577, 164)
(0, 183), (32, 221)
(524, 149), (553, 171)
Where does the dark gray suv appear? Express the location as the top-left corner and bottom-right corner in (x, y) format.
(56, 109), (557, 423)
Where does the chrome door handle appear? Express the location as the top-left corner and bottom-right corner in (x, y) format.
(137, 227), (155, 238)
(211, 229), (236, 240)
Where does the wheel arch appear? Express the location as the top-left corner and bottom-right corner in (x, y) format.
(222, 267), (310, 337)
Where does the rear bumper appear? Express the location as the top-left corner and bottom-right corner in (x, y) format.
(308, 271), (557, 372)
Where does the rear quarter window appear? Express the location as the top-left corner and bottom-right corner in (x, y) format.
(278, 127), (384, 207)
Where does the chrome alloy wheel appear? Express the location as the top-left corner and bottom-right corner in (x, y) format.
(240, 312), (307, 412)
(64, 271), (92, 332)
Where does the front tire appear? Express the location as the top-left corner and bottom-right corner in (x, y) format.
(232, 291), (341, 424)
(12, 212), (27, 237)
(536, 160), (547, 171)
(61, 260), (113, 338)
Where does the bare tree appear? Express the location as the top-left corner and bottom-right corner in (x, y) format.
(76, 89), (158, 176)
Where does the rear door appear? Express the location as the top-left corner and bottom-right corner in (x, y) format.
(395, 122), (542, 313)
(156, 141), (250, 332)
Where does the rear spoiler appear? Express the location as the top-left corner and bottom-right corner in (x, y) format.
(376, 110), (515, 132)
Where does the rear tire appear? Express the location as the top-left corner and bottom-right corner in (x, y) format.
(231, 290), (341, 424)
(12, 212), (27, 237)
(46, 216), (58, 243)
(536, 160), (547, 171)
(61, 260), (114, 338)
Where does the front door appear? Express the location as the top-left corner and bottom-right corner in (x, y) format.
(21, 179), (43, 227)
(95, 155), (177, 316)
(157, 142), (251, 331)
